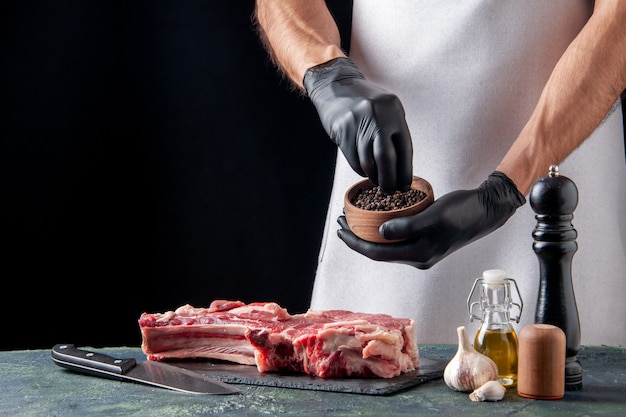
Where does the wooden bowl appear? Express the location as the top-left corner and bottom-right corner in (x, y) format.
(344, 176), (434, 243)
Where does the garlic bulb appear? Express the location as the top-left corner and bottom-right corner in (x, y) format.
(469, 380), (506, 402)
(443, 326), (498, 392)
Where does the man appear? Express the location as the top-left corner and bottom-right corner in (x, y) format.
(254, 0), (626, 344)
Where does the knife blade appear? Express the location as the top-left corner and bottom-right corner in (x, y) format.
(51, 344), (240, 395)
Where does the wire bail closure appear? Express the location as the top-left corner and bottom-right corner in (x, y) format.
(467, 276), (524, 323)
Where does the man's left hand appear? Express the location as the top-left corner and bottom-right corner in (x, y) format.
(337, 171), (526, 269)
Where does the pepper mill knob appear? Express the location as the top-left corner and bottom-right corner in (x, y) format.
(529, 165), (583, 391)
(530, 165), (578, 215)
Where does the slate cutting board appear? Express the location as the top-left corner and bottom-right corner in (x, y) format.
(168, 357), (445, 396)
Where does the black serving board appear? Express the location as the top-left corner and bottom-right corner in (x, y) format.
(167, 357), (445, 396)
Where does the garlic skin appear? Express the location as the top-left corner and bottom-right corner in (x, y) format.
(469, 380), (506, 402)
(444, 326), (498, 392)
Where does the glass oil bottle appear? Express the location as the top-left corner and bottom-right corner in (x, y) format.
(467, 269), (523, 387)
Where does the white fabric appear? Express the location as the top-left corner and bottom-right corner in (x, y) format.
(310, 0), (626, 345)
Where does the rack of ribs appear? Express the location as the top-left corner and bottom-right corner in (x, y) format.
(139, 300), (419, 379)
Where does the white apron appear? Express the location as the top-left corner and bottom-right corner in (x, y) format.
(310, 0), (626, 345)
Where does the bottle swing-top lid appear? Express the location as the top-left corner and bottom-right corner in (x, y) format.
(482, 269), (507, 287)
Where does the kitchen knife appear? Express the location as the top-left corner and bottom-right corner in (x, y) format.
(51, 344), (241, 395)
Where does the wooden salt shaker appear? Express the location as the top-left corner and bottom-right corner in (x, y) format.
(518, 324), (566, 399)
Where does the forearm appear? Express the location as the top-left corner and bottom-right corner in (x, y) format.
(254, 0), (346, 91)
(497, 0), (626, 195)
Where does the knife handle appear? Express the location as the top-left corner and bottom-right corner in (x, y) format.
(51, 344), (136, 375)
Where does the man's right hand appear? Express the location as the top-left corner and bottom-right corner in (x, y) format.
(303, 57), (414, 193)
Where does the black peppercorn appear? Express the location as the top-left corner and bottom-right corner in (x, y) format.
(351, 186), (426, 211)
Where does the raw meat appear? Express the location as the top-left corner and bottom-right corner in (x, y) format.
(139, 300), (419, 379)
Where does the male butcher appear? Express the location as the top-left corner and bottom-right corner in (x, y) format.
(254, 0), (626, 344)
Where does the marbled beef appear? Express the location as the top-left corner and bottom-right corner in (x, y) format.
(139, 300), (419, 379)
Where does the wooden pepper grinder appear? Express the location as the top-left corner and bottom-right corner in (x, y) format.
(529, 165), (583, 391)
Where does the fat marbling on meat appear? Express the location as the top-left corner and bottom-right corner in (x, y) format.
(139, 300), (419, 379)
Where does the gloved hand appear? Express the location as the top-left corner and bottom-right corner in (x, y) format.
(337, 171), (527, 269)
(303, 57), (413, 193)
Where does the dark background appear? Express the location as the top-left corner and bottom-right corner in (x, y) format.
(1, 1), (352, 350)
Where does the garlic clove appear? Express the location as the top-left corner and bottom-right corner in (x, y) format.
(469, 380), (506, 402)
(443, 326), (498, 392)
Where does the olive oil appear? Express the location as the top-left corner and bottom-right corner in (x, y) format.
(474, 329), (519, 387)
(467, 270), (524, 389)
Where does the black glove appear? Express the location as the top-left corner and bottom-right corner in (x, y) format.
(303, 57), (413, 193)
(337, 171), (527, 269)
